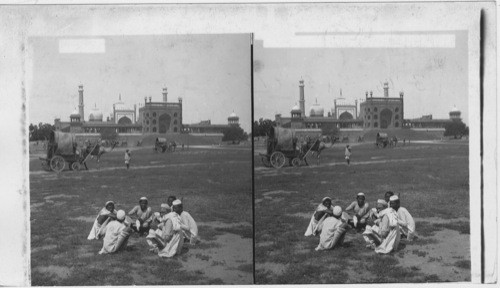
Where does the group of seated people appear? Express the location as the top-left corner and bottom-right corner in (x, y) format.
(305, 191), (416, 254)
(87, 196), (198, 257)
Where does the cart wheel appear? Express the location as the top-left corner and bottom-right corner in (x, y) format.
(270, 151), (285, 169)
(291, 158), (301, 167)
(50, 156), (65, 172)
(261, 156), (271, 167)
(71, 162), (80, 171)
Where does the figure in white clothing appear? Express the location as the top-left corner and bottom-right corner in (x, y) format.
(147, 200), (190, 258)
(88, 201), (117, 240)
(363, 196), (400, 254)
(99, 210), (132, 254)
(315, 206), (349, 251)
(305, 197), (333, 237)
(390, 195), (416, 241)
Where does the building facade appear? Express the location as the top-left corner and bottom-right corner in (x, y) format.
(274, 79), (459, 131)
(54, 85), (237, 135)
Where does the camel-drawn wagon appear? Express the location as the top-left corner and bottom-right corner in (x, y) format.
(39, 131), (97, 172)
(376, 132), (390, 148)
(259, 127), (320, 169)
(154, 138), (176, 153)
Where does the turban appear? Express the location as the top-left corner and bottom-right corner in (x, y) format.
(357, 193), (365, 198)
(160, 203), (169, 209)
(116, 210), (126, 221)
(321, 197), (332, 203)
(172, 199), (182, 206)
(389, 195), (399, 201)
(139, 197), (148, 202)
(105, 201), (114, 207)
(377, 199), (388, 208)
(333, 206), (342, 217)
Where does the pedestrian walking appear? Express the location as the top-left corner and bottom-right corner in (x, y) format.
(125, 149), (131, 169)
(345, 145), (352, 166)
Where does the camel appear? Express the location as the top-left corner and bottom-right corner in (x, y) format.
(300, 136), (335, 165)
(81, 140), (118, 170)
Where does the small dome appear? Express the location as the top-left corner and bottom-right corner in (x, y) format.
(450, 106), (460, 113)
(70, 108), (80, 118)
(309, 100), (324, 117)
(228, 112), (239, 119)
(291, 104), (301, 113)
(89, 104), (103, 122)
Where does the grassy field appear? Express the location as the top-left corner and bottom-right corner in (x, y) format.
(254, 140), (470, 284)
(30, 145), (253, 285)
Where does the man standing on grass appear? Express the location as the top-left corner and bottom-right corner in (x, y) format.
(99, 210), (133, 255)
(315, 206), (349, 251)
(124, 149), (131, 169)
(345, 145), (352, 165)
(389, 195), (416, 241)
(345, 193), (370, 231)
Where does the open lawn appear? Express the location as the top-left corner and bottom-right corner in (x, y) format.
(30, 145), (253, 285)
(254, 140), (470, 284)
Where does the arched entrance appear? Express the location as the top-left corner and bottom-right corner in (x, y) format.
(118, 116), (132, 125)
(159, 114), (171, 133)
(380, 109), (393, 129)
(339, 111), (353, 120)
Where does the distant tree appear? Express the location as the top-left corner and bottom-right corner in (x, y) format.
(253, 121), (262, 137)
(257, 118), (275, 137)
(444, 121), (468, 139)
(29, 122), (54, 141)
(223, 126), (248, 144)
(321, 122), (340, 140)
(100, 127), (119, 142)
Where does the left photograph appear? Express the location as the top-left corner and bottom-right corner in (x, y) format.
(28, 34), (253, 285)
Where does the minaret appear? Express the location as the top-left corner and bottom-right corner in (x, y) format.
(299, 79), (305, 117)
(162, 87), (168, 103)
(383, 82), (389, 97)
(78, 85), (84, 121)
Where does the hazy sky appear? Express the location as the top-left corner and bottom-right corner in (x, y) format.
(254, 31), (468, 124)
(28, 34), (251, 132)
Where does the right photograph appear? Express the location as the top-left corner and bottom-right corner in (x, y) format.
(253, 29), (471, 283)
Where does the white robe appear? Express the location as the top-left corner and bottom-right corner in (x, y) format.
(305, 204), (332, 237)
(374, 208), (400, 254)
(180, 211), (198, 244)
(396, 207), (416, 240)
(315, 216), (347, 251)
(98, 221), (130, 254)
(157, 215), (185, 258)
(87, 208), (116, 240)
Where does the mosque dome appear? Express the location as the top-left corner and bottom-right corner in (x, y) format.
(70, 108), (80, 118)
(309, 99), (324, 117)
(228, 112), (239, 120)
(89, 104), (103, 122)
(450, 106), (460, 113)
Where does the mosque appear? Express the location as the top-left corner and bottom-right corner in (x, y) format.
(275, 80), (460, 131)
(54, 85), (240, 135)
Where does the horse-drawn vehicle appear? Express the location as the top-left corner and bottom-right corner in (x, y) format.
(39, 131), (96, 172)
(154, 138), (176, 153)
(259, 127), (321, 168)
(376, 132), (390, 148)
